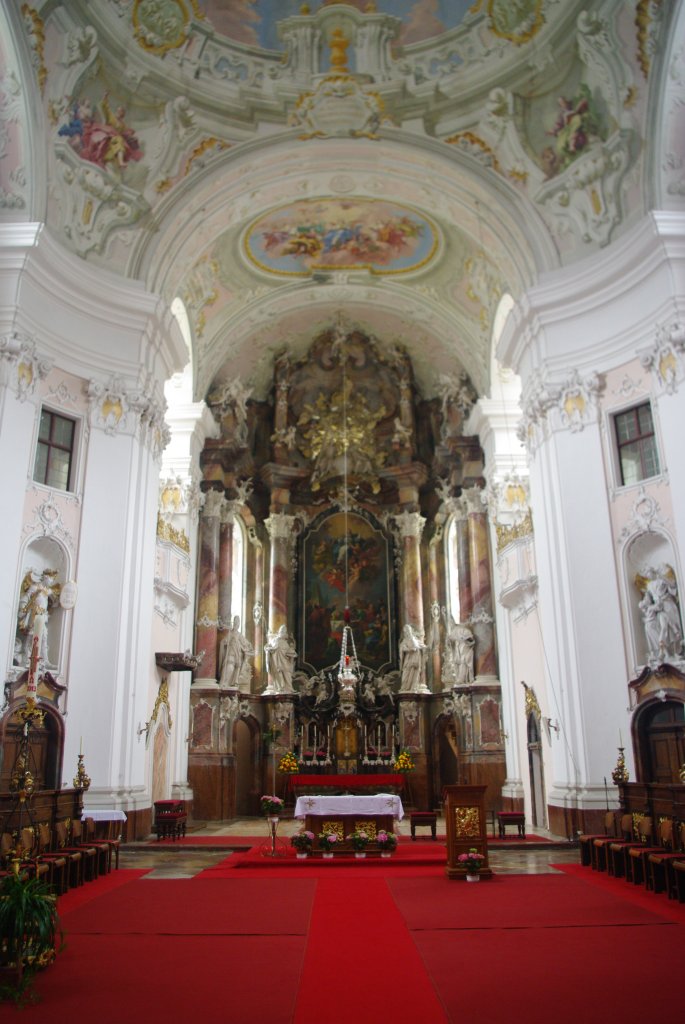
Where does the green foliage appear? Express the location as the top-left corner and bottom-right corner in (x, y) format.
(0, 873), (63, 1005)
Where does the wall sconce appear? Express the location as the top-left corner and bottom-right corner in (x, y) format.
(543, 717), (559, 742)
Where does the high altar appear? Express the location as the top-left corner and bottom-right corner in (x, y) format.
(188, 325), (506, 818)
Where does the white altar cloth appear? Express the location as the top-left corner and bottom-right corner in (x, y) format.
(81, 809), (127, 822)
(294, 794), (404, 820)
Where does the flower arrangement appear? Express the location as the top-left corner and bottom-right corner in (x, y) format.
(457, 848), (485, 873)
(393, 749), (415, 773)
(291, 830), (315, 852)
(260, 794), (284, 816)
(318, 831), (341, 850)
(346, 829), (370, 851)
(376, 830), (398, 852)
(277, 751), (300, 773)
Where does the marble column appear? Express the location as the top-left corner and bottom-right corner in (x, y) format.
(218, 502), (236, 638)
(248, 525), (264, 680)
(265, 512), (298, 635)
(428, 524), (443, 687)
(393, 510), (426, 634)
(463, 487), (497, 678)
(195, 489), (224, 683)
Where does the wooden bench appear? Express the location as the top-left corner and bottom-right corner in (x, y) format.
(410, 811), (437, 840)
(497, 811), (525, 838)
(154, 800), (187, 841)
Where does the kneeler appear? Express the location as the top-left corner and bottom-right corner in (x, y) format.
(593, 814), (632, 871)
(579, 812), (619, 867)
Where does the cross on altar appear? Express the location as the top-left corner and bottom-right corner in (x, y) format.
(27, 633), (40, 696)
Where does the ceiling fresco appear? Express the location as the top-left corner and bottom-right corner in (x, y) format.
(199, 1), (476, 50)
(3, 0), (683, 406)
(244, 198), (439, 276)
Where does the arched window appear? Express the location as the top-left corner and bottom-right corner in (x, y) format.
(231, 515), (245, 624)
(445, 515), (461, 625)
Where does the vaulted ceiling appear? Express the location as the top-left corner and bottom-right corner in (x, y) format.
(3, 1), (683, 402)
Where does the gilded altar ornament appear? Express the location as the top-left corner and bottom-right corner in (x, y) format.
(321, 822), (344, 841)
(298, 382), (387, 491)
(679, 762), (685, 783)
(611, 748), (629, 785)
(354, 820), (377, 840)
(454, 806), (480, 837)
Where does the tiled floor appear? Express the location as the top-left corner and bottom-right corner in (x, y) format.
(120, 817), (580, 879)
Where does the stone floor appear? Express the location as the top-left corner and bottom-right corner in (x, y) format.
(120, 817), (581, 880)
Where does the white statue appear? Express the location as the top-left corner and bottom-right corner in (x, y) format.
(399, 624), (429, 693)
(264, 624), (297, 694)
(638, 564), (683, 662)
(442, 615), (475, 688)
(16, 568), (61, 665)
(218, 615), (253, 690)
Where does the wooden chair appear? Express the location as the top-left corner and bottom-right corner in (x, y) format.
(82, 817), (118, 872)
(34, 823), (69, 895)
(626, 818), (671, 885)
(608, 816), (652, 878)
(154, 800), (187, 841)
(672, 859), (685, 902)
(68, 818), (101, 880)
(579, 811), (620, 867)
(593, 814), (632, 871)
(19, 826), (51, 885)
(55, 819), (84, 887)
(648, 822), (685, 897)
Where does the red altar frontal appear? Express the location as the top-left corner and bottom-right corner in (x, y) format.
(289, 773), (405, 794)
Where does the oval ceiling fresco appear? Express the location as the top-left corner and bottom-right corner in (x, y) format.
(244, 198), (439, 276)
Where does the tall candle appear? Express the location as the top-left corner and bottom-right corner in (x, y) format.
(619, 730), (623, 748)
(80, 736), (83, 755)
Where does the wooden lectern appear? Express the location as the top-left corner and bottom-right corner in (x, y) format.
(443, 784), (492, 880)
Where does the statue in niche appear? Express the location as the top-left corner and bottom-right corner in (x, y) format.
(636, 564), (683, 662)
(264, 625), (297, 694)
(399, 624), (428, 693)
(16, 568), (61, 665)
(218, 616), (253, 690)
(442, 614), (475, 688)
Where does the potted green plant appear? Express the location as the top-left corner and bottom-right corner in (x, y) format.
(0, 869), (62, 1005)
(376, 830), (398, 857)
(457, 848), (486, 881)
(290, 830), (315, 858)
(347, 829), (370, 857)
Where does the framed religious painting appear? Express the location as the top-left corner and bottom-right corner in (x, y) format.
(300, 509), (395, 673)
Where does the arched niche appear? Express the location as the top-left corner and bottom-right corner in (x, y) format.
(14, 536), (70, 673)
(623, 530), (684, 668)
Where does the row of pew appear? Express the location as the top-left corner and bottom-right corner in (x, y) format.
(580, 810), (685, 900)
(0, 816), (120, 894)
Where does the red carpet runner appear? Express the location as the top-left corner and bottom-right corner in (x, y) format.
(294, 877), (448, 1024)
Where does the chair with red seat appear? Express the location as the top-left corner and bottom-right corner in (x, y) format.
(593, 813), (632, 871)
(626, 818), (671, 885)
(82, 816), (119, 871)
(579, 811), (620, 867)
(648, 822), (685, 896)
(608, 816), (653, 878)
(54, 819), (84, 887)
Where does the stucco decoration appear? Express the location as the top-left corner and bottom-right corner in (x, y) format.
(132, 0), (203, 56)
(639, 320), (685, 396)
(55, 142), (151, 258)
(625, 530), (685, 670)
(244, 198), (438, 277)
(0, 332), (52, 402)
(86, 374), (169, 457)
(0, 40), (28, 211)
(518, 367), (604, 455)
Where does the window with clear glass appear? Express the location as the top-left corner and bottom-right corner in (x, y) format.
(33, 409), (76, 491)
(614, 403), (660, 486)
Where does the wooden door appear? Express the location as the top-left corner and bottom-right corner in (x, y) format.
(642, 701), (685, 783)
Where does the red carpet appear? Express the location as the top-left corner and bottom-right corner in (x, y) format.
(8, 858), (685, 1023)
(387, 872), (672, 929)
(62, 876), (315, 934)
(294, 877), (448, 1024)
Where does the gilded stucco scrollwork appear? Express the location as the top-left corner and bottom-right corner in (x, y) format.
(454, 806), (480, 837)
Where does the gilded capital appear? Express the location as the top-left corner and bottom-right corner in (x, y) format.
(392, 510), (425, 539)
(265, 512), (299, 542)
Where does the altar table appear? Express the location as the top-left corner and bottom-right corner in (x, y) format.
(294, 794), (404, 846)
